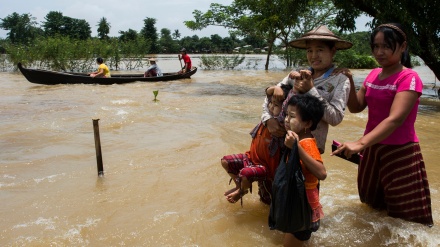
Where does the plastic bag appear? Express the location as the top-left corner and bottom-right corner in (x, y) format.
(268, 140), (312, 233)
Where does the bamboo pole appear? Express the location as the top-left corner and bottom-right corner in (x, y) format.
(93, 119), (104, 176)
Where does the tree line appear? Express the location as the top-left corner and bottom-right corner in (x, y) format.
(0, 11), (295, 55)
(184, 0), (439, 79)
(0, 10), (377, 72)
(1, 0), (436, 76)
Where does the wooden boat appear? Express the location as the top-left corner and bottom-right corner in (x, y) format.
(17, 62), (197, 85)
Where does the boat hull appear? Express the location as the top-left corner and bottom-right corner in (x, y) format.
(17, 63), (197, 85)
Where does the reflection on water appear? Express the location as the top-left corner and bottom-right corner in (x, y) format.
(0, 56), (439, 246)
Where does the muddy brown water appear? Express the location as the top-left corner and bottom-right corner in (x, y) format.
(1, 55), (439, 246)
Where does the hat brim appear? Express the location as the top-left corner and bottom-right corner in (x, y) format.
(289, 35), (353, 50)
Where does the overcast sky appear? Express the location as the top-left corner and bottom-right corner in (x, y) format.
(0, 0), (371, 39)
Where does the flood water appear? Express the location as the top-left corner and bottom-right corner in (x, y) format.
(1, 55), (439, 246)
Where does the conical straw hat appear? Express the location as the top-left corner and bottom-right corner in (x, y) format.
(289, 25), (353, 50)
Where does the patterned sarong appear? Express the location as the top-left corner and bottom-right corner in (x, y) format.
(358, 142), (433, 226)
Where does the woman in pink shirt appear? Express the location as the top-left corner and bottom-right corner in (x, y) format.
(332, 23), (433, 226)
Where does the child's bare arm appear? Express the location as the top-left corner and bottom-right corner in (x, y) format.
(298, 145), (327, 180)
(286, 131), (326, 180)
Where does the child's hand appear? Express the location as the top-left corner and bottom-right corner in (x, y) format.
(294, 70), (313, 93)
(284, 130), (298, 149)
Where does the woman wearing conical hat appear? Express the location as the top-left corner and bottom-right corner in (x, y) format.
(264, 25), (353, 154)
(262, 25), (353, 246)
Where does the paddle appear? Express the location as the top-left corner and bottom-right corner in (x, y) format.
(178, 54), (183, 70)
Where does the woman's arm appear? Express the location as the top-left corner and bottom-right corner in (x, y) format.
(346, 70), (367, 113)
(91, 68), (104, 77)
(333, 90), (419, 158)
(96, 68), (104, 76)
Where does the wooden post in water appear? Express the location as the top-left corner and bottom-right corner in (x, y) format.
(93, 119), (104, 176)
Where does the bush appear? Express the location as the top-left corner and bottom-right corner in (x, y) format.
(335, 49), (378, 69)
(199, 54), (245, 70)
(3, 36), (149, 71)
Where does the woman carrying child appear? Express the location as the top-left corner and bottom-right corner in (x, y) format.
(221, 85), (292, 205)
(263, 25), (353, 246)
(263, 25), (353, 154)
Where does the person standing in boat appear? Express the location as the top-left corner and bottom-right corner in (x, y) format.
(144, 58), (163, 77)
(178, 48), (192, 74)
(89, 57), (111, 78)
(332, 23), (433, 226)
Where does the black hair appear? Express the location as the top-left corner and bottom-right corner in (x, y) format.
(287, 94), (324, 131)
(370, 23), (411, 68)
(305, 40), (336, 49)
(281, 84), (293, 99)
(96, 57), (104, 64)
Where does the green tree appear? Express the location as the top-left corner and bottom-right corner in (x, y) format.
(210, 34), (223, 53)
(118, 29), (138, 42)
(179, 35), (199, 53)
(97, 17), (111, 40)
(0, 12), (39, 44)
(172, 29), (181, 40)
(42, 11), (91, 40)
(140, 17), (158, 53)
(198, 37), (213, 53)
(341, 31), (371, 56)
(42, 11), (64, 37)
(159, 28), (179, 53)
(242, 34), (266, 49)
(64, 17), (91, 40)
(221, 37), (235, 53)
(332, 0), (440, 81)
(185, 1), (315, 70)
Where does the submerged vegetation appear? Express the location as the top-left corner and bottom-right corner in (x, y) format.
(199, 54), (245, 70)
(2, 36), (149, 72)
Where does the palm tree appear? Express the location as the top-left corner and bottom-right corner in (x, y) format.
(172, 29), (181, 40)
(97, 17), (111, 40)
